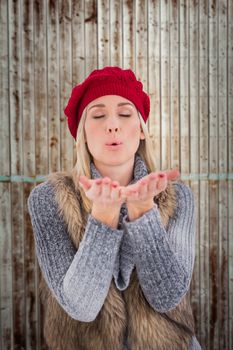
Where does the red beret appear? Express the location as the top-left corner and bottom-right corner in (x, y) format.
(64, 66), (150, 139)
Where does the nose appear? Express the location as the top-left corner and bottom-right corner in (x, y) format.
(107, 127), (119, 133)
(106, 116), (120, 133)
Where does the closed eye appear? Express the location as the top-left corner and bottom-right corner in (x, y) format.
(93, 115), (105, 119)
(93, 114), (131, 119)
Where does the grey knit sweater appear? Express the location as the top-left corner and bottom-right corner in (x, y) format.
(28, 154), (201, 350)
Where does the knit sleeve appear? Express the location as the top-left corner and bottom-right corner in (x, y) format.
(27, 181), (123, 322)
(122, 182), (196, 312)
(113, 228), (135, 290)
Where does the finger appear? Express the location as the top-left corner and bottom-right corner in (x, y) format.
(79, 175), (92, 190)
(123, 183), (139, 196)
(126, 187), (139, 200)
(102, 177), (111, 197)
(166, 169), (180, 180)
(110, 182), (121, 200)
(157, 173), (168, 191)
(147, 173), (159, 193)
(137, 179), (148, 198)
(87, 179), (102, 198)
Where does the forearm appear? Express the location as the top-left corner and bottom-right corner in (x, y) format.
(123, 207), (190, 312)
(113, 229), (135, 290)
(63, 214), (124, 321)
(123, 182), (196, 312)
(28, 182), (124, 322)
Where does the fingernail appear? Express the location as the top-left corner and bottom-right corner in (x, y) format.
(103, 179), (110, 185)
(159, 173), (165, 178)
(112, 183), (118, 188)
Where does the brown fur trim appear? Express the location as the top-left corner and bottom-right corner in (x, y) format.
(38, 172), (194, 350)
(47, 172), (88, 246)
(154, 180), (177, 226)
(122, 268), (194, 350)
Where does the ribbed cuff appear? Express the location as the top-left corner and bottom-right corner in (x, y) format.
(122, 206), (165, 251)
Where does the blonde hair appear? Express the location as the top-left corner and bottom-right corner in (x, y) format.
(72, 108), (157, 212)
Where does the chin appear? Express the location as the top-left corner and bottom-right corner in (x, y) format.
(104, 153), (136, 166)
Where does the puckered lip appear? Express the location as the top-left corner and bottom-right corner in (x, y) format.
(105, 140), (123, 146)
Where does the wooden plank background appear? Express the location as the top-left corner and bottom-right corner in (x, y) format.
(0, 0), (232, 349)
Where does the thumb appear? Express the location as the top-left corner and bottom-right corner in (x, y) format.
(78, 175), (92, 190)
(166, 169), (180, 180)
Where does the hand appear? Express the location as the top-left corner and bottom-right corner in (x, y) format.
(121, 169), (180, 202)
(78, 175), (125, 228)
(121, 169), (180, 221)
(78, 175), (125, 208)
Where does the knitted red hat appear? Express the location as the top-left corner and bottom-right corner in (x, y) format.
(64, 66), (150, 139)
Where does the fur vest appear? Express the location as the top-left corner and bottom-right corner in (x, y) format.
(39, 171), (195, 350)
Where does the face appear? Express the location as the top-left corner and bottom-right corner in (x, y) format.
(84, 95), (145, 167)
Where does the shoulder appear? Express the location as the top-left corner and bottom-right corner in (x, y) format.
(28, 171), (81, 223)
(28, 179), (57, 204)
(173, 181), (194, 201)
(27, 180), (58, 219)
(28, 171), (74, 208)
(172, 181), (195, 212)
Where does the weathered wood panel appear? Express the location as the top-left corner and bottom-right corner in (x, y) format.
(98, 0), (110, 67)
(0, 3), (11, 349)
(189, 0), (200, 340)
(228, 1), (233, 349)
(148, 0), (161, 170)
(59, 0), (74, 170)
(71, 0), (85, 165)
(0, 1), (232, 349)
(0, 184), (12, 350)
(161, 0), (170, 170)
(208, 1), (219, 348)
(34, 0), (48, 175)
(122, 0), (135, 70)
(0, 0), (10, 177)
(179, 0), (189, 177)
(11, 182), (25, 350)
(109, 0), (122, 66)
(170, 0), (179, 171)
(199, 1), (210, 348)
(47, 0), (61, 173)
(85, 0), (98, 74)
(135, 0), (148, 88)
(218, 1), (228, 349)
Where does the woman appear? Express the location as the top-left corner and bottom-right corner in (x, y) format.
(28, 66), (202, 349)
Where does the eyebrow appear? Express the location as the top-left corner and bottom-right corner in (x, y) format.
(87, 102), (135, 111)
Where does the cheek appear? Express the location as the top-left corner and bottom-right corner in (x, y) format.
(85, 123), (97, 142)
(128, 123), (141, 139)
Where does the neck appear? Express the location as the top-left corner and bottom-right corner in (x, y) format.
(93, 157), (135, 186)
